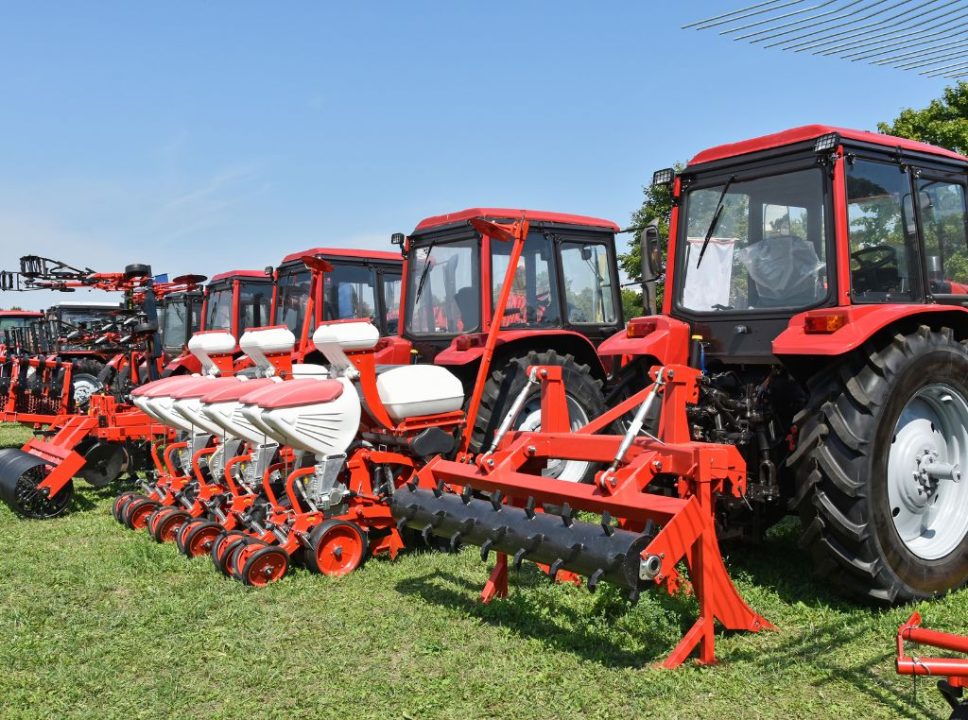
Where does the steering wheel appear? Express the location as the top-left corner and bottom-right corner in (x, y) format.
(851, 244), (898, 292)
(851, 244), (897, 270)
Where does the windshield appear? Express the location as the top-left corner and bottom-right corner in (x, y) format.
(406, 237), (479, 335)
(0, 316), (37, 331)
(205, 285), (233, 331)
(678, 167), (828, 313)
(239, 280), (271, 334)
(274, 268), (311, 338)
(323, 263), (379, 325)
(382, 272), (401, 335)
(491, 231), (562, 328)
(58, 307), (118, 328)
(162, 298), (201, 352)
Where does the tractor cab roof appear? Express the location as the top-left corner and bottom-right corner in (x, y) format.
(208, 269), (271, 284)
(0, 310), (43, 318)
(689, 125), (968, 168)
(413, 208), (620, 235)
(279, 247), (401, 267)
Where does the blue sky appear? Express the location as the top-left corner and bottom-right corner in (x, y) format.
(0, 1), (955, 310)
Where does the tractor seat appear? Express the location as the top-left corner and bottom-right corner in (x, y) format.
(375, 365), (464, 422)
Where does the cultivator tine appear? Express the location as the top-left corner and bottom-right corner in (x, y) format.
(524, 496), (535, 518)
(461, 484), (473, 503)
(600, 511), (614, 536)
(512, 547), (527, 569)
(587, 568), (604, 592)
(548, 558), (564, 580)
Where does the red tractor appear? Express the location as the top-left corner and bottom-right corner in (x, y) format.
(394, 208), (625, 475)
(403, 127), (968, 615)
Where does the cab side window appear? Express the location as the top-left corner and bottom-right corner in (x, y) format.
(918, 178), (968, 293)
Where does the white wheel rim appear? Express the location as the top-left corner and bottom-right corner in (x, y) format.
(73, 375), (101, 407)
(515, 395), (590, 482)
(887, 382), (968, 560)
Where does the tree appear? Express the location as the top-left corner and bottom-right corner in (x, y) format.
(877, 82), (968, 155)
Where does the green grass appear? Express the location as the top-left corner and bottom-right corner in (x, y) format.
(1, 422), (965, 720)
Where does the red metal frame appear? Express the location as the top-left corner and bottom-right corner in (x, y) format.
(897, 612), (968, 716)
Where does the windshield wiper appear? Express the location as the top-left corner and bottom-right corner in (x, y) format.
(696, 175), (735, 269)
(411, 240), (437, 309)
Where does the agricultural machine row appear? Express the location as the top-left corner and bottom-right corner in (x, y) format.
(1, 125), (967, 677)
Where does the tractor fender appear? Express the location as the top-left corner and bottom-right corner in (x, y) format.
(597, 316), (691, 366)
(434, 329), (608, 381)
(773, 304), (968, 357)
(162, 352), (200, 377)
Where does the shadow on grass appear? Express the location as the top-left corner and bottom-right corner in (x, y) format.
(396, 563), (704, 669)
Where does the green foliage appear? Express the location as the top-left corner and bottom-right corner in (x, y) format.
(877, 82), (968, 155)
(620, 287), (642, 321)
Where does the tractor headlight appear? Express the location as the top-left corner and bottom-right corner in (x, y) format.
(652, 168), (675, 187)
(814, 133), (839, 153)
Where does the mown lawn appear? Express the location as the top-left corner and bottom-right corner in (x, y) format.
(1, 422), (964, 720)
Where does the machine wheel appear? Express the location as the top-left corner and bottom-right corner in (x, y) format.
(220, 536), (261, 577)
(70, 358), (105, 411)
(150, 509), (191, 543)
(124, 263), (151, 280)
(227, 538), (268, 580)
(0, 449), (73, 519)
(470, 350), (606, 483)
(210, 530), (245, 572)
(240, 546), (289, 586)
(123, 497), (160, 530)
(304, 519), (368, 576)
(78, 442), (128, 487)
(183, 521), (224, 558)
(175, 518), (208, 554)
(793, 325), (968, 603)
(112, 491), (142, 523)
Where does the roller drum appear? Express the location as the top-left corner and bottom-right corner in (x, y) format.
(390, 485), (652, 591)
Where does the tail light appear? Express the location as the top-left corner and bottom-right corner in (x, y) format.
(804, 310), (847, 334)
(626, 317), (657, 338)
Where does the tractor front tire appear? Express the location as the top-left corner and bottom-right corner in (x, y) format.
(793, 325), (968, 603)
(471, 350), (605, 483)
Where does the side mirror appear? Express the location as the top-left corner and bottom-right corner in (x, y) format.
(640, 224), (664, 280)
(640, 224), (664, 315)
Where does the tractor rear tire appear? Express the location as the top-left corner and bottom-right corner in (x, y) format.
(792, 325), (968, 603)
(470, 350), (605, 483)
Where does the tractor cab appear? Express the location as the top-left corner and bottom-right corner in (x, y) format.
(201, 270), (273, 341)
(400, 208), (624, 383)
(47, 301), (124, 353)
(272, 248), (402, 347)
(646, 126), (968, 366)
(0, 310), (43, 332)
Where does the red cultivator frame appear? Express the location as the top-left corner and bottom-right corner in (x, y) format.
(392, 361), (772, 667)
(897, 613), (968, 719)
